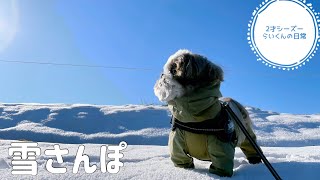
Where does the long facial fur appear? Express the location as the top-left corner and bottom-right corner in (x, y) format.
(154, 74), (185, 102)
(154, 49), (191, 102)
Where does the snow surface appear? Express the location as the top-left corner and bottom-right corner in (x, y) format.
(0, 103), (320, 179)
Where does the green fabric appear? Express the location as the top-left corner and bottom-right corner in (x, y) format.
(209, 164), (233, 177)
(166, 54), (260, 177)
(168, 82), (222, 122)
(169, 128), (236, 176)
(169, 125), (259, 176)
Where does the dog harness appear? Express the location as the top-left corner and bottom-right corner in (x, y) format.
(171, 104), (236, 142)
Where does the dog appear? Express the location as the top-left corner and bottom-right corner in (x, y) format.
(154, 49), (261, 177)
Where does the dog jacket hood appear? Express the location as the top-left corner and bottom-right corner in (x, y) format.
(168, 81), (222, 123)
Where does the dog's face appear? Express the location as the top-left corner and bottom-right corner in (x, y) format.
(154, 49), (224, 102)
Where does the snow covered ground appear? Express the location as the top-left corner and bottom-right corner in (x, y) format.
(0, 103), (320, 179)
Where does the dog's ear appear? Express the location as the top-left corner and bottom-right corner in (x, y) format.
(209, 62), (224, 82)
(185, 54), (224, 85)
(183, 54), (196, 80)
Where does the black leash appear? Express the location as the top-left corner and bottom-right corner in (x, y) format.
(221, 101), (282, 180)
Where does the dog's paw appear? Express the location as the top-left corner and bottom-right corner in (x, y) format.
(247, 157), (262, 164)
(174, 163), (195, 169)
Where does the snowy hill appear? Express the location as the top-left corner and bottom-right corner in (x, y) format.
(0, 103), (320, 179)
(1, 103), (319, 147)
(0, 104), (170, 145)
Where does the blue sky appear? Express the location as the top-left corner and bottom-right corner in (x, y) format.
(0, 0), (319, 114)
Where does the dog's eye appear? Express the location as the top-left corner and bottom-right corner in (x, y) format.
(170, 64), (177, 75)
